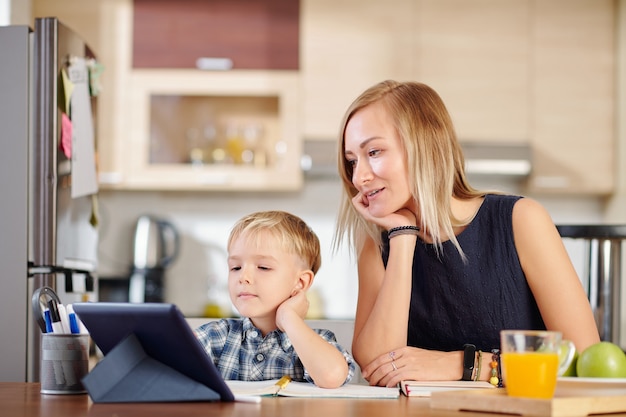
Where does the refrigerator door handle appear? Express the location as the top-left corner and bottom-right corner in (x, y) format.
(27, 263), (94, 293)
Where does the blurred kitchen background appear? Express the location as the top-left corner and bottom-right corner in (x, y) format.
(3, 0), (625, 328)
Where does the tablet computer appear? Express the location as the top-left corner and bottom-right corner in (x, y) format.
(73, 302), (234, 402)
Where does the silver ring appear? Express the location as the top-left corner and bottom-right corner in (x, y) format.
(391, 361), (398, 371)
(389, 351), (395, 360)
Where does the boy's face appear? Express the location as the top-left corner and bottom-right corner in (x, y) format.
(227, 230), (306, 328)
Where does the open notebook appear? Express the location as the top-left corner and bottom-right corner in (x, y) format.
(400, 380), (495, 397)
(227, 378), (400, 399)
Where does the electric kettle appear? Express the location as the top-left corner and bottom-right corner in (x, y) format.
(128, 215), (180, 303)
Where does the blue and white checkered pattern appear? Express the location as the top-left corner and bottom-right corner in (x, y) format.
(195, 317), (355, 385)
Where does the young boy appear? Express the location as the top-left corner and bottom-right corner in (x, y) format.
(195, 211), (355, 388)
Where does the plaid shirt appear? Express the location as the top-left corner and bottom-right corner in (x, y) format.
(195, 317), (355, 385)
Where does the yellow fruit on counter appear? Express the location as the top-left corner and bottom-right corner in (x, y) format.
(576, 341), (626, 378)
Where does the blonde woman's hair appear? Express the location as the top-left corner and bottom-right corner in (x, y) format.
(229, 210), (322, 274)
(333, 80), (486, 259)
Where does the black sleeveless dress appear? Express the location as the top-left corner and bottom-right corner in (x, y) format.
(382, 194), (546, 352)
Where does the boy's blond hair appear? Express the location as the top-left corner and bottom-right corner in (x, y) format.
(228, 211), (322, 274)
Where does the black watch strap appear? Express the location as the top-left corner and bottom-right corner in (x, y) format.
(462, 343), (476, 381)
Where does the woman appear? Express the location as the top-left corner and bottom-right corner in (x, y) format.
(333, 80), (599, 387)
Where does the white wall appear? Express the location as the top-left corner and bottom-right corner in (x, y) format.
(98, 178), (358, 319)
(2, 0), (31, 25)
(0, 0), (9, 25)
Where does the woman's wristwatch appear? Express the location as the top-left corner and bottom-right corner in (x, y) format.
(461, 343), (477, 381)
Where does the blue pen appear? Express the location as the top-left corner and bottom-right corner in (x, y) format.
(44, 309), (53, 333)
(47, 299), (64, 334)
(68, 313), (80, 334)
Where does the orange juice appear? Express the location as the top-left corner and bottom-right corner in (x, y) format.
(502, 352), (559, 399)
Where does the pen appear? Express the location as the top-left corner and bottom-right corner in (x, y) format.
(47, 300), (64, 334)
(45, 301), (66, 385)
(273, 375), (292, 396)
(57, 304), (71, 334)
(68, 312), (80, 334)
(66, 304), (89, 335)
(43, 309), (53, 333)
(66, 304), (81, 334)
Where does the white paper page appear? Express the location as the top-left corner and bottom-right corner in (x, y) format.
(226, 379), (399, 399)
(68, 56), (98, 198)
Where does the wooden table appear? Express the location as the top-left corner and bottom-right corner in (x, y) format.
(7, 382), (626, 417)
(0, 382), (451, 417)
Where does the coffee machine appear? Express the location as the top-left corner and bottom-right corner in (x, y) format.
(128, 215), (180, 303)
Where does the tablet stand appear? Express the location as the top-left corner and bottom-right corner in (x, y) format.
(81, 333), (221, 403)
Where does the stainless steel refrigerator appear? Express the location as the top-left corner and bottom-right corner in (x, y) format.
(0, 18), (99, 382)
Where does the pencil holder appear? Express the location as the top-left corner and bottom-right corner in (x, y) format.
(40, 333), (89, 394)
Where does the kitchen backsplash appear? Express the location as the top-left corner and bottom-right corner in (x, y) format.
(97, 176), (605, 320)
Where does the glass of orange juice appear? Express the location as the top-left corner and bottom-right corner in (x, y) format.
(500, 330), (574, 399)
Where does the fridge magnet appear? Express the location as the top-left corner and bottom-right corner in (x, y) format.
(60, 112), (72, 159)
(57, 67), (74, 115)
(90, 194), (99, 228)
(86, 58), (104, 97)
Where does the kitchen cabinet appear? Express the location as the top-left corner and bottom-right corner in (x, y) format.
(300, 0), (416, 140)
(301, 0), (529, 143)
(132, 0), (299, 70)
(38, 0), (616, 195)
(301, 0), (615, 195)
(527, 0), (615, 195)
(62, 0), (303, 192)
(116, 69), (302, 191)
(418, 0), (615, 195)
(120, 0), (302, 191)
(417, 0), (530, 144)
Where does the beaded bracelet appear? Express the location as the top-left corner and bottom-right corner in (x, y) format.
(388, 225), (420, 239)
(473, 350), (482, 382)
(489, 349), (503, 387)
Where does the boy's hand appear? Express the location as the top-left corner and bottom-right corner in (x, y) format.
(276, 291), (309, 332)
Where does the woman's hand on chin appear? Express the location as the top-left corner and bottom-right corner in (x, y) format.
(351, 197), (417, 231)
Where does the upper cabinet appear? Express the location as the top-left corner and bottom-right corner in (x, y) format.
(97, 0), (303, 191)
(132, 0), (299, 70)
(301, 0), (530, 143)
(37, 0), (616, 195)
(300, 0), (415, 140)
(119, 70), (302, 191)
(300, 0), (615, 195)
(416, 0), (530, 144)
(528, 0), (615, 195)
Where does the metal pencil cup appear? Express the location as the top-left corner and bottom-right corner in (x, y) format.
(40, 333), (89, 394)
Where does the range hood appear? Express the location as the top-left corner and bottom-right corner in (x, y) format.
(461, 142), (531, 177)
(300, 140), (532, 179)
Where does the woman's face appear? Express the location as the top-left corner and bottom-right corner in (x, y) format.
(343, 102), (413, 218)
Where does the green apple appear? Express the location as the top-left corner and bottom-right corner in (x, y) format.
(576, 341), (626, 378)
(557, 340), (577, 376)
(561, 349), (578, 377)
